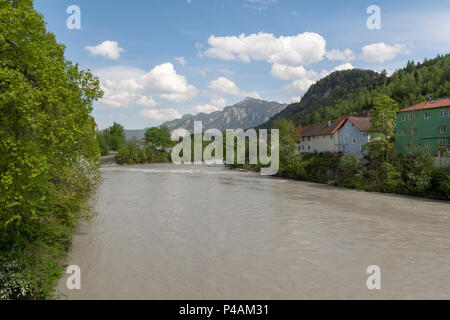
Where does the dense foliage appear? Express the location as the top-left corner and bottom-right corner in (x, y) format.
(260, 54), (450, 129)
(98, 122), (126, 156)
(0, 0), (103, 299)
(117, 126), (172, 165)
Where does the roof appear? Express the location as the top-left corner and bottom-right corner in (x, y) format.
(294, 127), (309, 137)
(399, 97), (450, 112)
(347, 116), (372, 132)
(301, 116), (348, 137)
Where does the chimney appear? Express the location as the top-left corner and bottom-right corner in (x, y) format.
(328, 121), (331, 127)
(427, 96), (432, 102)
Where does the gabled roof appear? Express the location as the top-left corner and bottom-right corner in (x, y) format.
(399, 97), (450, 112)
(294, 127), (309, 137)
(347, 116), (372, 132)
(301, 116), (348, 137)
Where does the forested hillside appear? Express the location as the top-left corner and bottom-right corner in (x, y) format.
(259, 54), (450, 129)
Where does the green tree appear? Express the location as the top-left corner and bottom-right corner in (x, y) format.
(272, 119), (297, 175)
(0, 0), (103, 299)
(369, 94), (398, 139)
(107, 122), (126, 151)
(145, 125), (173, 150)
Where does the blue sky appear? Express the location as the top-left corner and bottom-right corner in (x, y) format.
(34, 0), (450, 129)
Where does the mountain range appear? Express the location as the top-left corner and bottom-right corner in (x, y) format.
(125, 98), (287, 140)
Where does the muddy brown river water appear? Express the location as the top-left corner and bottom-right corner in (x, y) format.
(56, 164), (450, 299)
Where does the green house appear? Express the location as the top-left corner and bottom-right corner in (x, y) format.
(395, 97), (450, 156)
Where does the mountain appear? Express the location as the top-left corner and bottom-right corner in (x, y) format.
(163, 97), (288, 132)
(258, 54), (450, 129)
(124, 128), (149, 141)
(257, 69), (384, 129)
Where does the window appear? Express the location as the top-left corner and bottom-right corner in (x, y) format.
(441, 110), (446, 118)
(401, 128), (407, 135)
(408, 113), (412, 120)
(362, 133), (366, 138)
(447, 110), (450, 117)
(308, 146), (311, 151)
(440, 126), (447, 134)
(424, 112), (431, 120)
(425, 142), (431, 149)
(412, 128), (417, 135)
(352, 138), (357, 144)
(440, 140), (446, 147)
(401, 114), (406, 121)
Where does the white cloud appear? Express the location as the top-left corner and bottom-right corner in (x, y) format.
(361, 42), (410, 63)
(85, 40), (125, 60)
(331, 62), (355, 72)
(277, 62), (355, 95)
(209, 77), (240, 95)
(175, 57), (187, 66)
(136, 95), (158, 108)
(326, 48), (355, 61)
(194, 97), (228, 114)
(204, 32), (326, 66)
(139, 108), (181, 121)
(96, 63), (197, 108)
(270, 63), (320, 81)
(208, 77), (261, 99)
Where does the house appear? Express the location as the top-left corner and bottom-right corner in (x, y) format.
(337, 115), (372, 155)
(395, 97), (450, 156)
(297, 116), (348, 153)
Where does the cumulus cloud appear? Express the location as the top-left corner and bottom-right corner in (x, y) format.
(85, 40), (125, 60)
(208, 77), (260, 99)
(361, 42), (410, 63)
(331, 62), (355, 72)
(276, 62), (355, 95)
(194, 97), (228, 114)
(204, 32), (326, 66)
(96, 63), (197, 108)
(139, 108), (181, 121)
(326, 48), (355, 61)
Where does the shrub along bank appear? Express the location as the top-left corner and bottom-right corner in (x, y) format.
(0, 1), (103, 299)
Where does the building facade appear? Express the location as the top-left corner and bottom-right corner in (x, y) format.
(296, 116), (347, 154)
(337, 116), (372, 155)
(395, 98), (450, 156)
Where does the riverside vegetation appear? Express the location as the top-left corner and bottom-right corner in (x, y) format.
(0, 0), (103, 299)
(98, 123), (172, 165)
(236, 96), (449, 200)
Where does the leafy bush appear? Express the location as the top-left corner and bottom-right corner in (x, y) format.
(0, 1), (102, 299)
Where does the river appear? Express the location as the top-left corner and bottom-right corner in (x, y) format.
(56, 164), (450, 299)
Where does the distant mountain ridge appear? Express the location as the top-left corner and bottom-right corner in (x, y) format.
(124, 128), (150, 141)
(163, 97), (288, 132)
